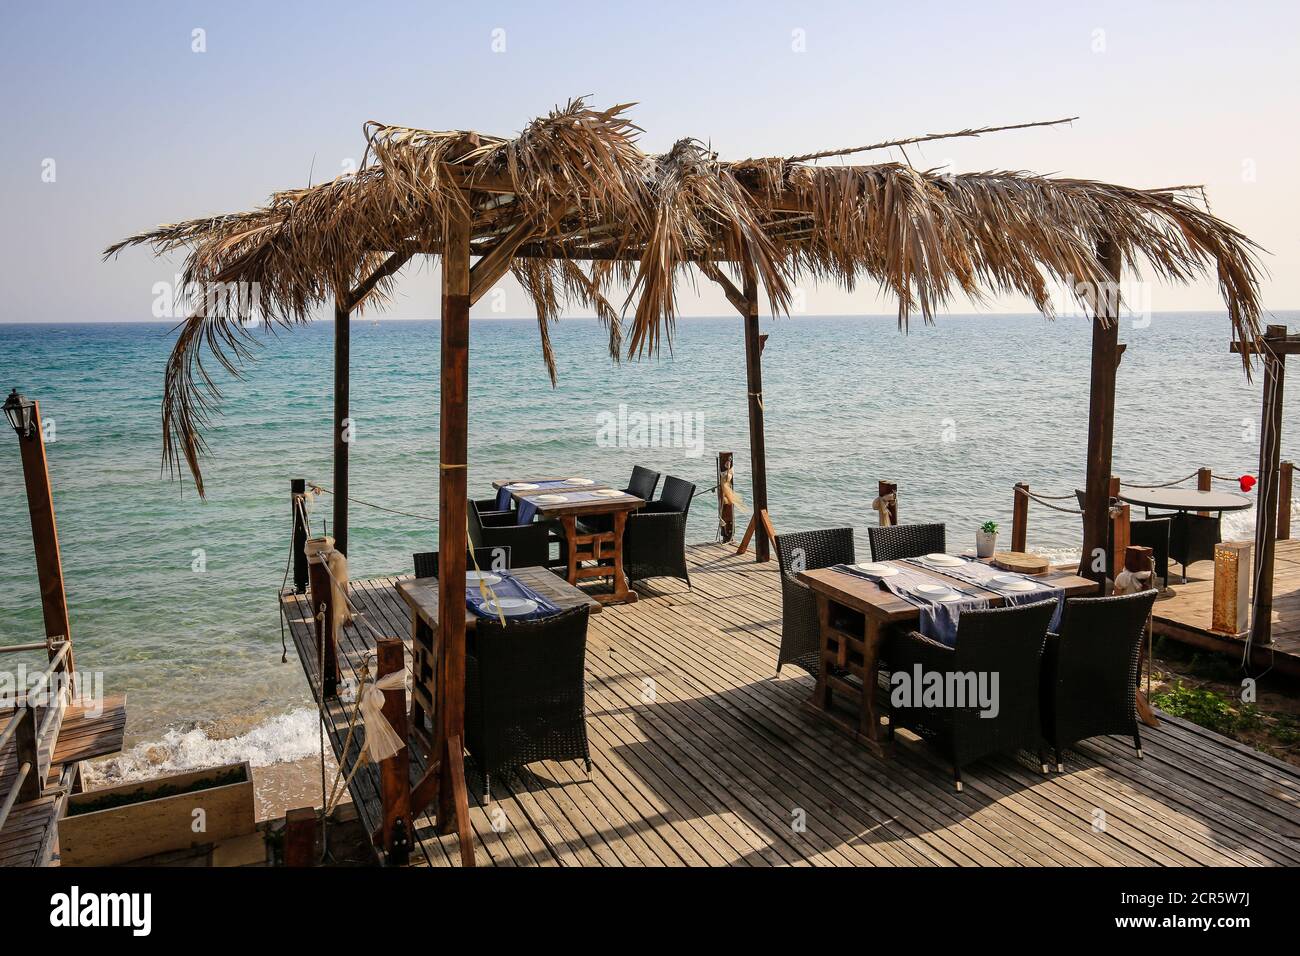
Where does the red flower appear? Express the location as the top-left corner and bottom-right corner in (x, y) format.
(1240, 474), (1257, 492)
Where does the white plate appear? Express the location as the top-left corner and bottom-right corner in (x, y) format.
(915, 584), (956, 598)
(565, 477), (594, 485)
(466, 571), (502, 586)
(507, 482), (539, 490)
(592, 488), (624, 497)
(935, 593), (966, 603)
(993, 578), (1038, 592)
(533, 494), (567, 503)
(857, 562), (898, 577)
(923, 553), (964, 566)
(483, 597), (538, 617)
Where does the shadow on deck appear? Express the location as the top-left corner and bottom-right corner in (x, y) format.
(279, 543), (1300, 866)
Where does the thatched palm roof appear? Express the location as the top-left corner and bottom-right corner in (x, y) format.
(106, 98), (1265, 494)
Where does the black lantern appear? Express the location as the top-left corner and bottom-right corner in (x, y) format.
(3, 389), (35, 439)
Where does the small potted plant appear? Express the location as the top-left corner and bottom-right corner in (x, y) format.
(976, 520), (998, 558)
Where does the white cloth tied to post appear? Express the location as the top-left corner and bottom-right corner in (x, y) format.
(871, 493), (896, 527)
(304, 535), (353, 626)
(1113, 568), (1153, 594)
(359, 670), (407, 763)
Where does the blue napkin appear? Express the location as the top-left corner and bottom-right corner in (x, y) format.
(465, 570), (561, 621)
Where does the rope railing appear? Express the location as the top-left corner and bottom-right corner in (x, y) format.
(306, 483), (438, 523)
(1012, 485), (1084, 515)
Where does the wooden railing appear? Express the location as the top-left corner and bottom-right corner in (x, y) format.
(0, 639), (70, 832)
(1010, 463), (1295, 568)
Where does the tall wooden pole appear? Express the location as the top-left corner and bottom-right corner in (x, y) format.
(15, 400), (74, 677)
(434, 206), (474, 865)
(1251, 324), (1287, 646)
(741, 260), (771, 562)
(332, 300), (350, 556)
(1079, 237), (1122, 584)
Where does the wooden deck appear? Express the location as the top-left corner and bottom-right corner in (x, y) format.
(281, 543), (1300, 867)
(1152, 538), (1300, 677)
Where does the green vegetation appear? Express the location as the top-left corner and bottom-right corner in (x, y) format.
(1152, 684), (1261, 736)
(980, 521), (998, 534)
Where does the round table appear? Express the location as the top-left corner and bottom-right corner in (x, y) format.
(1116, 487), (1251, 583)
(1117, 488), (1251, 513)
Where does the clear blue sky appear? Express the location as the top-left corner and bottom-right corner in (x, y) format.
(2, 0), (1296, 322)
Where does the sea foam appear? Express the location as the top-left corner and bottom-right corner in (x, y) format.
(84, 707), (321, 786)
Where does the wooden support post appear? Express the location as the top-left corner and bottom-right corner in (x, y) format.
(717, 451), (734, 542)
(1251, 325), (1288, 647)
(1011, 483), (1029, 552)
(1079, 238), (1122, 584)
(282, 807), (317, 867)
(291, 478), (308, 593)
(433, 204), (475, 866)
(877, 480), (898, 525)
(741, 260), (771, 562)
(375, 637), (411, 865)
(1197, 466), (1212, 516)
(1278, 461), (1293, 540)
(332, 300), (350, 557)
(1110, 502), (1131, 582)
(15, 706), (41, 802)
(13, 399), (74, 683)
(1212, 541), (1252, 636)
(306, 543), (339, 697)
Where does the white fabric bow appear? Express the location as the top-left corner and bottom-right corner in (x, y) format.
(359, 670), (407, 762)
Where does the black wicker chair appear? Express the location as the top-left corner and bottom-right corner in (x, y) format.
(412, 546), (511, 579)
(773, 527), (856, 677)
(468, 499), (557, 569)
(868, 522), (946, 562)
(622, 476), (695, 587)
(1074, 491), (1172, 584)
(584, 466), (662, 534)
(464, 605), (592, 802)
(888, 599), (1056, 791)
(626, 465), (662, 501)
(1040, 589), (1158, 769)
(1164, 512), (1221, 583)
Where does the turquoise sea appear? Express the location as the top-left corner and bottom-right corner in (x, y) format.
(1, 313), (1296, 774)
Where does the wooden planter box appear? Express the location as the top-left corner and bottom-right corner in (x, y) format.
(59, 761), (256, 866)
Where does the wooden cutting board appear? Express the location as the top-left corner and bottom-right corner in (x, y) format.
(991, 551), (1051, 575)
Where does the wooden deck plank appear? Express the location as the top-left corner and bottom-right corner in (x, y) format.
(279, 542), (1300, 867)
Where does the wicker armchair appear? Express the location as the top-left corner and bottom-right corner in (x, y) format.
(868, 522), (946, 562)
(1074, 491), (1172, 584)
(626, 465), (662, 501)
(584, 466), (662, 534)
(465, 605), (592, 802)
(773, 527), (856, 677)
(412, 546), (511, 578)
(468, 499), (557, 569)
(888, 599), (1056, 791)
(1040, 590), (1158, 769)
(622, 476), (695, 587)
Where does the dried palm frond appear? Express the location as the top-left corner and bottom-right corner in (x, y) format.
(106, 99), (1266, 494)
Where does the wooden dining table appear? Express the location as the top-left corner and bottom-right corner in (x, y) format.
(798, 559), (1098, 757)
(493, 477), (645, 604)
(397, 566), (601, 750)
